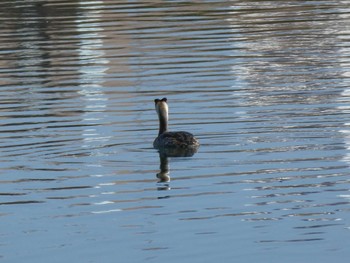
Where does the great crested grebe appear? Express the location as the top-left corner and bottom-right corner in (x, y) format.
(153, 98), (200, 149)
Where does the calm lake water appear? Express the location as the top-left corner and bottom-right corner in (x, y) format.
(1, 0), (350, 262)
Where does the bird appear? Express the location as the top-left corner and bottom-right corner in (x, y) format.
(153, 98), (200, 151)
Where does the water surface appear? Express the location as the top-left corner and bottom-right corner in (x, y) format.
(1, 1), (350, 262)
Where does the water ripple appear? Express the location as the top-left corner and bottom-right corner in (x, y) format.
(1, 1), (350, 262)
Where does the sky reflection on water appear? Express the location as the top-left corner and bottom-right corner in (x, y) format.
(0, 1), (350, 263)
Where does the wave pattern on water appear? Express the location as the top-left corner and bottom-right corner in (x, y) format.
(0, 0), (350, 262)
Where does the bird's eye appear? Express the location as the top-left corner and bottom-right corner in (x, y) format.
(161, 98), (167, 102)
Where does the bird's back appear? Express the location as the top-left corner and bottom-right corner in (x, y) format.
(153, 131), (199, 149)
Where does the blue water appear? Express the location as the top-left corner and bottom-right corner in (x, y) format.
(1, 1), (350, 262)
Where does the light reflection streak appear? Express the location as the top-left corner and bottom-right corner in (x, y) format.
(76, 1), (111, 156)
(337, 10), (350, 166)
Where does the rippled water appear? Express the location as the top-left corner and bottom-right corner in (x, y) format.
(1, 1), (350, 262)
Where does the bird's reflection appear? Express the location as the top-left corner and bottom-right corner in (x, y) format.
(156, 147), (198, 190)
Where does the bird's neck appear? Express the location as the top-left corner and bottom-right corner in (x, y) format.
(158, 108), (168, 135)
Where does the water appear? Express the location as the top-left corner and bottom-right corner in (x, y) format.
(1, 0), (350, 262)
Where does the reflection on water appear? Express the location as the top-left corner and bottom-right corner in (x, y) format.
(156, 146), (198, 184)
(78, 2), (111, 159)
(1, 0), (350, 263)
(157, 153), (170, 184)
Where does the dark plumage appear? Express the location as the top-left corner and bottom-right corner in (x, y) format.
(153, 131), (199, 148)
(153, 98), (199, 150)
